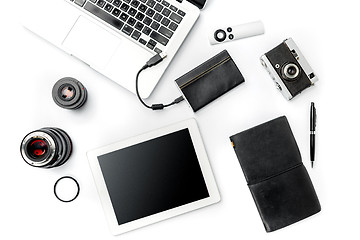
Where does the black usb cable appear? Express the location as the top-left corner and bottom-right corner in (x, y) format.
(135, 53), (184, 110)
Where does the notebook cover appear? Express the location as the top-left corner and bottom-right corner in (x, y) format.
(175, 50), (245, 112)
(229, 116), (321, 232)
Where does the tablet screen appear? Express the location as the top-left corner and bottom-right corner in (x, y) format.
(98, 128), (210, 225)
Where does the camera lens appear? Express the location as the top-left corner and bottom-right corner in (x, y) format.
(20, 127), (72, 168)
(282, 63), (301, 80)
(52, 77), (87, 110)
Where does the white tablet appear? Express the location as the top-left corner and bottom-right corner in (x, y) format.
(87, 119), (220, 235)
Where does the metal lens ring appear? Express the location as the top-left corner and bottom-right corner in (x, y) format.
(20, 128), (72, 168)
(52, 77), (87, 110)
(214, 29), (227, 42)
(21, 131), (57, 167)
(54, 176), (80, 203)
(282, 63), (301, 80)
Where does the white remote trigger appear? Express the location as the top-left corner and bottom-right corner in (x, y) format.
(209, 21), (265, 45)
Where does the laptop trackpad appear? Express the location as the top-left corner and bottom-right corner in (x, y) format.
(63, 16), (121, 69)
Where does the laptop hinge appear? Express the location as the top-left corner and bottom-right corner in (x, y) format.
(186, 0), (206, 9)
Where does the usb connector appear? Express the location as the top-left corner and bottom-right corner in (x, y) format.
(135, 53), (184, 110)
(145, 53), (167, 68)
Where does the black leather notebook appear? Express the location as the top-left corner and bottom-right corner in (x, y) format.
(175, 50), (245, 112)
(229, 116), (321, 232)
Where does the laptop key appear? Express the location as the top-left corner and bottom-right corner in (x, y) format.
(154, 3), (163, 12)
(131, 0), (140, 7)
(131, 30), (141, 40)
(128, 7), (137, 16)
(159, 26), (173, 38)
(120, 12), (129, 21)
(142, 26), (152, 35)
(127, 17), (136, 26)
(150, 31), (168, 46)
(122, 24), (134, 35)
(143, 17), (152, 25)
(138, 4), (147, 12)
(169, 22), (178, 31)
(112, 8), (121, 16)
(84, 2), (124, 30)
(139, 38), (147, 45)
(150, 21), (160, 31)
(146, 42), (155, 50)
(161, 0), (169, 7)
(135, 22), (144, 31)
(120, 3), (129, 11)
(146, 9), (155, 17)
(153, 13), (163, 22)
(135, 12), (145, 21)
(169, 12), (182, 24)
(169, 5), (177, 12)
(154, 47), (162, 54)
(160, 17), (170, 27)
(74, 0), (86, 7)
(113, 0), (121, 7)
(146, 0), (156, 8)
(89, 0), (97, 3)
(162, 8), (170, 17)
(104, 3), (114, 12)
(97, 0), (106, 7)
(177, 9), (186, 17)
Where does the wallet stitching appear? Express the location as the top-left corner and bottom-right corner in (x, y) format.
(179, 56), (231, 89)
(247, 163), (304, 186)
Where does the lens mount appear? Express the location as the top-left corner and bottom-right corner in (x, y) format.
(20, 128), (72, 168)
(52, 77), (87, 110)
(282, 63), (301, 80)
(21, 131), (57, 167)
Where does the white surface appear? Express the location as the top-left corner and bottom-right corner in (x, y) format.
(1, 0), (359, 239)
(87, 118), (220, 235)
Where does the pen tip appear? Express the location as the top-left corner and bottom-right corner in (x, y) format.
(311, 162), (314, 168)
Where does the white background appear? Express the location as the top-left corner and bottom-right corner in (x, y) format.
(1, 0), (359, 239)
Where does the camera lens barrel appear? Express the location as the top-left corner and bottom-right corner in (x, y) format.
(282, 63), (301, 80)
(52, 77), (87, 110)
(20, 127), (72, 168)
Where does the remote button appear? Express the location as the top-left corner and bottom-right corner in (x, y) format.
(84, 2), (124, 30)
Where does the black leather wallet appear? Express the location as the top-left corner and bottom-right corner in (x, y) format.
(175, 50), (245, 112)
(229, 116), (321, 232)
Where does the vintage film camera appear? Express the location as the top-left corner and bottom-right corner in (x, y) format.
(260, 38), (318, 100)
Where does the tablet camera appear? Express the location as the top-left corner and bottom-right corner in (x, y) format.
(52, 77), (87, 110)
(20, 127), (72, 168)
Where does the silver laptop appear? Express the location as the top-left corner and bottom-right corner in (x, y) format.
(22, 0), (206, 98)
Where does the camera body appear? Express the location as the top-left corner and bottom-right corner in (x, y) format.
(260, 38), (318, 100)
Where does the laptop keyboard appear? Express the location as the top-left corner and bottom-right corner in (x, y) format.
(69, 0), (186, 54)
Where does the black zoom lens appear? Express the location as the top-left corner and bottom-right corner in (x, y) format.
(52, 77), (87, 110)
(20, 127), (72, 168)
